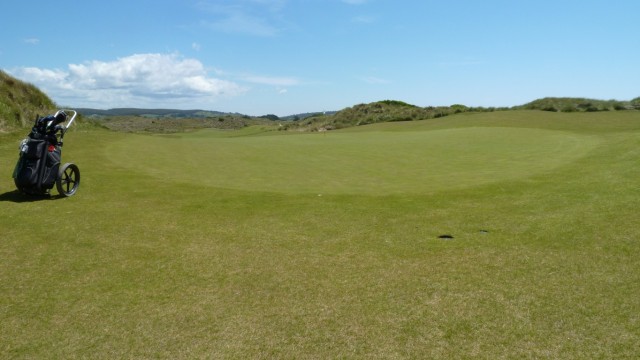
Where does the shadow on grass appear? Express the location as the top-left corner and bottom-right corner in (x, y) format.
(0, 190), (57, 203)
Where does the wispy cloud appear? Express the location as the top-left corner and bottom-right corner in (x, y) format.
(201, 14), (279, 37)
(361, 76), (390, 84)
(239, 73), (300, 97)
(436, 59), (484, 67)
(10, 53), (245, 108)
(24, 38), (40, 45)
(196, 0), (284, 37)
(242, 74), (300, 86)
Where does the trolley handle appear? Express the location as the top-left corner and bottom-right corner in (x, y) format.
(54, 109), (77, 131)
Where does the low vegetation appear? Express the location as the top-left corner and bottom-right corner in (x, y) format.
(88, 114), (273, 133)
(281, 100), (509, 131)
(518, 97), (639, 112)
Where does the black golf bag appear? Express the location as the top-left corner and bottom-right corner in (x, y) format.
(13, 111), (80, 197)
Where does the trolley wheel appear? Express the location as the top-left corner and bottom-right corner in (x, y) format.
(56, 163), (80, 197)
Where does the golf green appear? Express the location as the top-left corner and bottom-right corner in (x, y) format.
(107, 126), (599, 195)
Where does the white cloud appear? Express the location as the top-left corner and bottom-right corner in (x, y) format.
(10, 53), (246, 108)
(242, 75), (300, 86)
(203, 14), (279, 37)
(24, 38), (40, 45)
(192, 42), (202, 51)
(17, 67), (67, 83)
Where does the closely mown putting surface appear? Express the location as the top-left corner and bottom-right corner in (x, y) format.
(108, 125), (599, 195)
(1, 110), (639, 358)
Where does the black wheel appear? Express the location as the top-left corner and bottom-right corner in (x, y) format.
(56, 163), (80, 197)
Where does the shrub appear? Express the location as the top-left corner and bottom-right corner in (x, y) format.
(260, 114), (280, 121)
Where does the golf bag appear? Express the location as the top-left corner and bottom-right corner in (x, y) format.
(13, 111), (79, 196)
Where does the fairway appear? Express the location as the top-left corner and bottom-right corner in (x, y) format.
(108, 125), (599, 195)
(1, 110), (640, 359)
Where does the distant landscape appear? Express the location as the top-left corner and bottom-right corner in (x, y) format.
(77, 96), (640, 133)
(3, 69), (639, 133)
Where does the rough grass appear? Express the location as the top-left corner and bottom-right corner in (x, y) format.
(0, 70), (56, 130)
(1, 110), (639, 358)
(89, 115), (272, 133)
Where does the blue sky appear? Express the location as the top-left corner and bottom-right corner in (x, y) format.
(2, 0), (638, 116)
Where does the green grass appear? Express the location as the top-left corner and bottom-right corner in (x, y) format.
(108, 125), (599, 195)
(1, 110), (640, 358)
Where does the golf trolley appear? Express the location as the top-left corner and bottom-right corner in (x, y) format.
(13, 109), (80, 197)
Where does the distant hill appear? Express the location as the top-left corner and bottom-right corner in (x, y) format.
(79, 108), (339, 121)
(517, 97), (640, 112)
(0, 70), (56, 130)
(77, 108), (242, 118)
(284, 97), (640, 132)
(280, 111), (339, 121)
(282, 100), (505, 131)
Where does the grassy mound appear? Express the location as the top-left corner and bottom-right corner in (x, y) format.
(0, 70), (56, 130)
(283, 100), (505, 131)
(286, 97), (639, 132)
(518, 97), (636, 112)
